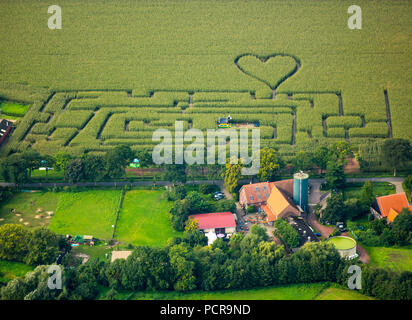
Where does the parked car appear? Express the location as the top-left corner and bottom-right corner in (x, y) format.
(313, 232), (322, 237)
(336, 222), (346, 232)
(214, 192), (224, 200)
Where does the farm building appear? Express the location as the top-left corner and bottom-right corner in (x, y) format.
(239, 177), (303, 224)
(371, 192), (412, 223)
(189, 211), (236, 236)
(0, 119), (13, 145)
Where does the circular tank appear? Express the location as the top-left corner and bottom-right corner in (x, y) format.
(328, 236), (357, 259)
(293, 172), (309, 210)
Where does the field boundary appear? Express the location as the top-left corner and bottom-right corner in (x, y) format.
(111, 187), (126, 240)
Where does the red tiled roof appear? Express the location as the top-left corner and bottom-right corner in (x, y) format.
(189, 212), (236, 230)
(239, 182), (272, 205)
(270, 179), (294, 199)
(376, 193), (409, 218)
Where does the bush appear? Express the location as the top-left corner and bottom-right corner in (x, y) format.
(247, 205), (256, 213)
(274, 219), (300, 248)
(198, 183), (219, 195)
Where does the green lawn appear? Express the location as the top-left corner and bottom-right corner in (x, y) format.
(49, 189), (122, 240)
(0, 191), (59, 228)
(344, 182), (396, 201)
(114, 190), (182, 246)
(97, 282), (372, 300)
(315, 287), (374, 300)
(0, 260), (34, 284)
(0, 102), (28, 117)
(365, 245), (412, 272)
(30, 169), (64, 181)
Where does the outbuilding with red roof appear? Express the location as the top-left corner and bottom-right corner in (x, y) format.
(189, 211), (236, 235)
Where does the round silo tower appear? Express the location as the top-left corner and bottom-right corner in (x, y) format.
(293, 171), (309, 210)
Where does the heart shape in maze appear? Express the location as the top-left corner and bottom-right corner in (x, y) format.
(235, 54), (299, 89)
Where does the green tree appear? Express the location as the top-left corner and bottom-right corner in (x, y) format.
(250, 224), (269, 242)
(381, 139), (412, 176)
(21, 150), (41, 178)
(325, 160), (345, 190)
(185, 217), (199, 232)
(135, 149), (153, 167)
(104, 145), (134, 179)
(391, 208), (412, 245)
(64, 159), (84, 183)
(313, 146), (329, 173)
(223, 157), (243, 193)
(54, 151), (72, 172)
(402, 175), (412, 202)
(292, 151), (313, 172)
(25, 228), (63, 265)
(83, 154), (106, 181)
(0, 224), (29, 262)
(257, 147), (279, 181)
(322, 193), (346, 224)
(274, 219), (300, 248)
(0, 154), (29, 184)
(360, 181), (375, 206)
(163, 164), (186, 184)
(168, 243), (197, 291)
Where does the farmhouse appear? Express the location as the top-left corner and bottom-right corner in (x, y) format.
(189, 211), (236, 236)
(239, 179), (301, 224)
(0, 119), (13, 145)
(371, 192), (412, 223)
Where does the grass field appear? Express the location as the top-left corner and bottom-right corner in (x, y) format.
(365, 245), (412, 272)
(0, 191), (59, 228)
(0, 260), (34, 284)
(344, 182), (396, 200)
(97, 282), (372, 300)
(314, 287), (373, 300)
(0, 0), (411, 159)
(0, 102), (28, 117)
(114, 190), (182, 246)
(49, 189), (122, 239)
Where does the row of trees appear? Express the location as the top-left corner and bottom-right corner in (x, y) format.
(0, 146), (155, 184)
(0, 224), (70, 265)
(1, 222), (411, 300)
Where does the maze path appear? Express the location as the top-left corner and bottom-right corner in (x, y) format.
(1, 88), (391, 161)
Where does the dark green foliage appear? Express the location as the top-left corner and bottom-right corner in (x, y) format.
(104, 145), (134, 179)
(24, 228), (64, 265)
(322, 193), (345, 224)
(64, 159), (84, 183)
(0, 224), (30, 262)
(82, 154), (106, 181)
(274, 219), (300, 248)
(402, 175), (412, 202)
(163, 164), (186, 184)
(391, 208), (412, 245)
(381, 139), (412, 176)
(198, 183), (220, 195)
(0, 224), (68, 265)
(0, 154), (29, 184)
(325, 160), (345, 191)
(361, 266), (412, 300)
(214, 199), (236, 213)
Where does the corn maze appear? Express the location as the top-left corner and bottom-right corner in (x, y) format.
(1, 53), (394, 161)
